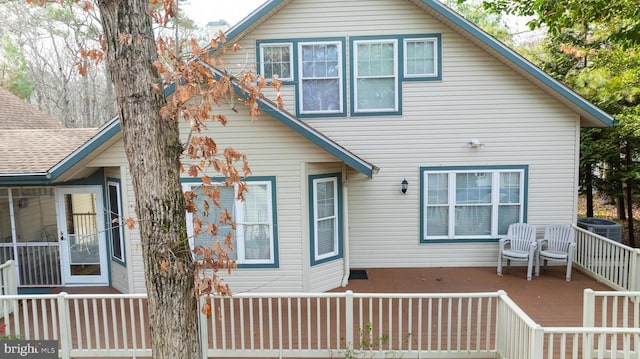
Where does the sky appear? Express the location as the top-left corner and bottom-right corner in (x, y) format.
(181, 0), (268, 28)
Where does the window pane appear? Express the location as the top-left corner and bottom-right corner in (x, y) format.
(317, 218), (335, 255)
(357, 43), (394, 76)
(317, 182), (335, 218)
(243, 184), (271, 260)
(498, 205), (520, 235)
(456, 173), (491, 204)
(406, 40), (435, 75)
(426, 207), (448, 236)
(302, 79), (340, 112)
(300, 42), (341, 113)
(108, 184), (123, 261)
(455, 206), (491, 235)
(500, 172), (521, 204)
(356, 78), (395, 110)
(193, 186), (237, 260)
(262, 45), (291, 79)
(427, 173), (448, 204)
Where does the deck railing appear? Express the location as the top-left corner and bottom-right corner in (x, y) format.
(0, 260), (17, 317)
(199, 291), (501, 358)
(573, 224), (640, 291)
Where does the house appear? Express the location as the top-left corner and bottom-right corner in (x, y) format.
(0, 0), (614, 294)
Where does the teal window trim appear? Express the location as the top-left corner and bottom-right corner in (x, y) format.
(297, 39), (346, 117)
(256, 37), (347, 118)
(256, 41), (295, 83)
(309, 173), (343, 266)
(401, 34), (442, 81)
(182, 176), (279, 269)
(419, 165), (528, 243)
(351, 37), (400, 115)
(106, 178), (126, 266)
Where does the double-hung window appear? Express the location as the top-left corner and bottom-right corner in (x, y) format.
(404, 37), (438, 78)
(298, 41), (343, 114)
(259, 43), (293, 81)
(185, 179), (277, 266)
(421, 167), (526, 241)
(310, 174), (342, 265)
(353, 39), (398, 113)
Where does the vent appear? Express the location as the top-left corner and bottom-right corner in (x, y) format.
(577, 218), (623, 242)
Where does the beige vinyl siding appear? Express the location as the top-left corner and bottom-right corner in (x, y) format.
(103, 167), (129, 294)
(218, 0), (581, 269)
(179, 106), (342, 292)
(306, 163), (346, 292)
(89, 142), (142, 293)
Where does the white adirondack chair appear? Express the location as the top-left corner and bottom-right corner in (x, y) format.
(497, 223), (537, 280)
(535, 224), (576, 281)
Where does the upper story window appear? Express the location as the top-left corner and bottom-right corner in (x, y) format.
(184, 178), (278, 267)
(421, 166), (527, 242)
(256, 34), (441, 117)
(404, 37), (439, 78)
(353, 39), (398, 114)
(298, 41), (343, 115)
(259, 43), (293, 81)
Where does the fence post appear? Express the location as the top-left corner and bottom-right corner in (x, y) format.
(582, 289), (595, 359)
(494, 290), (507, 356)
(345, 290), (354, 351)
(57, 292), (71, 359)
(583, 289), (595, 327)
(529, 325), (544, 359)
(630, 249), (640, 292)
(198, 295), (209, 359)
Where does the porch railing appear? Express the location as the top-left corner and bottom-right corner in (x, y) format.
(573, 224), (640, 291)
(0, 243), (61, 287)
(0, 289), (639, 359)
(0, 260), (17, 317)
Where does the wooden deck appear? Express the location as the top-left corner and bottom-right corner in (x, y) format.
(2, 266), (618, 358)
(52, 264), (613, 328)
(335, 266), (613, 327)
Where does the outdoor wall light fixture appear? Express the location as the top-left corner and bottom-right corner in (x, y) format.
(468, 138), (484, 149)
(401, 179), (409, 194)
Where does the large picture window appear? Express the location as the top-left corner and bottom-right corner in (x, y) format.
(353, 39), (398, 113)
(421, 166), (527, 241)
(310, 174), (342, 265)
(298, 41), (343, 114)
(184, 178), (277, 267)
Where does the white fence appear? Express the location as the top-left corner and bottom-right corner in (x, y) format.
(573, 225), (640, 291)
(0, 289), (638, 359)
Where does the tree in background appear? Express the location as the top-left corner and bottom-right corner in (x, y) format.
(0, 34), (35, 99)
(481, 0), (640, 245)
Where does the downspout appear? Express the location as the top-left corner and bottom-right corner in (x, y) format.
(341, 165), (374, 287)
(341, 175), (350, 286)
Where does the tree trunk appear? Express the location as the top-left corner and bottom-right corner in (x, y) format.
(625, 143), (636, 247)
(585, 163), (594, 217)
(97, 1), (200, 358)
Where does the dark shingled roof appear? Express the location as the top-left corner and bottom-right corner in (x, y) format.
(0, 87), (62, 129)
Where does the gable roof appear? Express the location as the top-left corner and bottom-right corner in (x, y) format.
(0, 128), (97, 174)
(223, 0), (614, 128)
(0, 87), (62, 129)
(165, 67), (379, 178)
